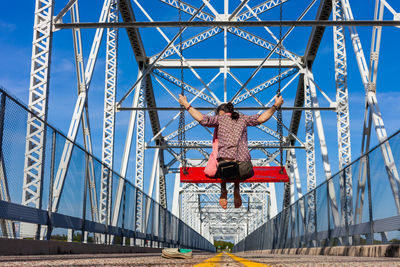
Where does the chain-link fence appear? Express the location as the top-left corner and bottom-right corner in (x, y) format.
(234, 126), (400, 252)
(0, 88), (215, 252)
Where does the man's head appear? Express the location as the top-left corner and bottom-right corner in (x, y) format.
(216, 102), (239, 120)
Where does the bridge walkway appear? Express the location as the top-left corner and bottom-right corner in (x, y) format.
(0, 251), (399, 266)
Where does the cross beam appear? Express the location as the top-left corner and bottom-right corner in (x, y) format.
(152, 58), (297, 68)
(55, 20), (400, 29)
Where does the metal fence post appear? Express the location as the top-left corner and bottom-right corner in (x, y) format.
(46, 131), (56, 240)
(121, 181), (126, 245)
(105, 169), (111, 244)
(327, 180), (331, 245)
(343, 169), (350, 245)
(313, 188), (318, 247)
(302, 198), (307, 248)
(134, 188), (138, 245)
(0, 93), (16, 239)
(81, 152), (89, 243)
(366, 154), (374, 244)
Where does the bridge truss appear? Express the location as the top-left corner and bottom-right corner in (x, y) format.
(10, 0), (400, 244)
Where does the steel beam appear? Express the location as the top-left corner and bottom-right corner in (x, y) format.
(51, 2), (103, 223)
(111, 70), (142, 228)
(135, 82), (145, 232)
(288, 0), (332, 150)
(152, 69), (217, 106)
(153, 58), (297, 68)
(160, 0), (299, 61)
(100, 0), (118, 227)
(333, 0), (353, 229)
(21, 0), (54, 238)
(118, 106), (335, 111)
(150, 27), (222, 61)
(55, 20), (400, 29)
(236, 0), (287, 21)
(160, 0), (214, 21)
(307, 70), (340, 228)
(303, 71), (316, 238)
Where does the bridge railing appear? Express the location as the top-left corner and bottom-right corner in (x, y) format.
(234, 127), (400, 252)
(0, 88), (215, 252)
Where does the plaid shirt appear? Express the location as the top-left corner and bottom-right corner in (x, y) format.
(199, 114), (261, 162)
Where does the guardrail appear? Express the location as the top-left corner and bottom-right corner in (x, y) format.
(234, 125), (400, 251)
(0, 88), (215, 252)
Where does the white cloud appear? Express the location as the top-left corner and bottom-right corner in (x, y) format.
(0, 21), (16, 33)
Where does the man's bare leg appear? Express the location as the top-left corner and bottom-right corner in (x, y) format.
(234, 182), (242, 208)
(219, 182), (227, 209)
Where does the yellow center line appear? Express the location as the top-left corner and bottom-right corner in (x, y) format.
(226, 252), (272, 267)
(193, 252), (223, 267)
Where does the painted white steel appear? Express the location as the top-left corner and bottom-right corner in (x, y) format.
(333, 0), (353, 227)
(21, 0), (54, 238)
(51, 0), (112, 214)
(154, 58), (297, 69)
(100, 0), (118, 226)
(303, 72), (316, 236)
(134, 81), (146, 231)
(341, 0), (400, 213)
(306, 70), (340, 228)
(111, 70), (142, 227)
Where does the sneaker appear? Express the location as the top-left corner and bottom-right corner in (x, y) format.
(162, 248), (193, 259)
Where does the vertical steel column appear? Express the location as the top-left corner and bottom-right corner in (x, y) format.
(145, 148), (159, 230)
(134, 77), (146, 232)
(100, 0), (118, 228)
(333, 0), (353, 228)
(21, 0), (54, 238)
(158, 154), (167, 208)
(303, 72), (316, 241)
(111, 69), (142, 227)
(70, 0), (99, 228)
(307, 70), (340, 228)
(366, 0), (400, 213)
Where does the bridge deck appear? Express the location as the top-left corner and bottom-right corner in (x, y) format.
(0, 252), (399, 266)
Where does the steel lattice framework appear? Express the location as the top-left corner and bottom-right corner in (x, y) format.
(12, 0), (399, 245)
(20, 0), (55, 239)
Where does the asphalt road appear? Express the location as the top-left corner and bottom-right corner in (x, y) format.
(0, 251), (400, 266)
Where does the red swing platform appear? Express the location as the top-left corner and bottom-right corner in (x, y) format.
(180, 166), (289, 183)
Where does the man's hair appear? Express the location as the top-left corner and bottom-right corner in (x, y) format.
(216, 102), (239, 120)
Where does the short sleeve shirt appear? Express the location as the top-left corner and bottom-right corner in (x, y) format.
(199, 114), (261, 162)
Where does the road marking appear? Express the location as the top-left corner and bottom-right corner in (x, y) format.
(194, 253), (223, 267)
(227, 252), (271, 267)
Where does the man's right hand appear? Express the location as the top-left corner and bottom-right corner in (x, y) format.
(274, 95), (284, 107)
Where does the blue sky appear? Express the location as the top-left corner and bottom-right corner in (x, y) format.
(1, 0), (400, 214)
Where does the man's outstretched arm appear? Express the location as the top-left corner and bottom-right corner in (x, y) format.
(178, 94), (204, 122)
(257, 95), (284, 124)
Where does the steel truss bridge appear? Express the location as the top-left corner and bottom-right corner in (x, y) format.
(0, 0), (399, 250)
